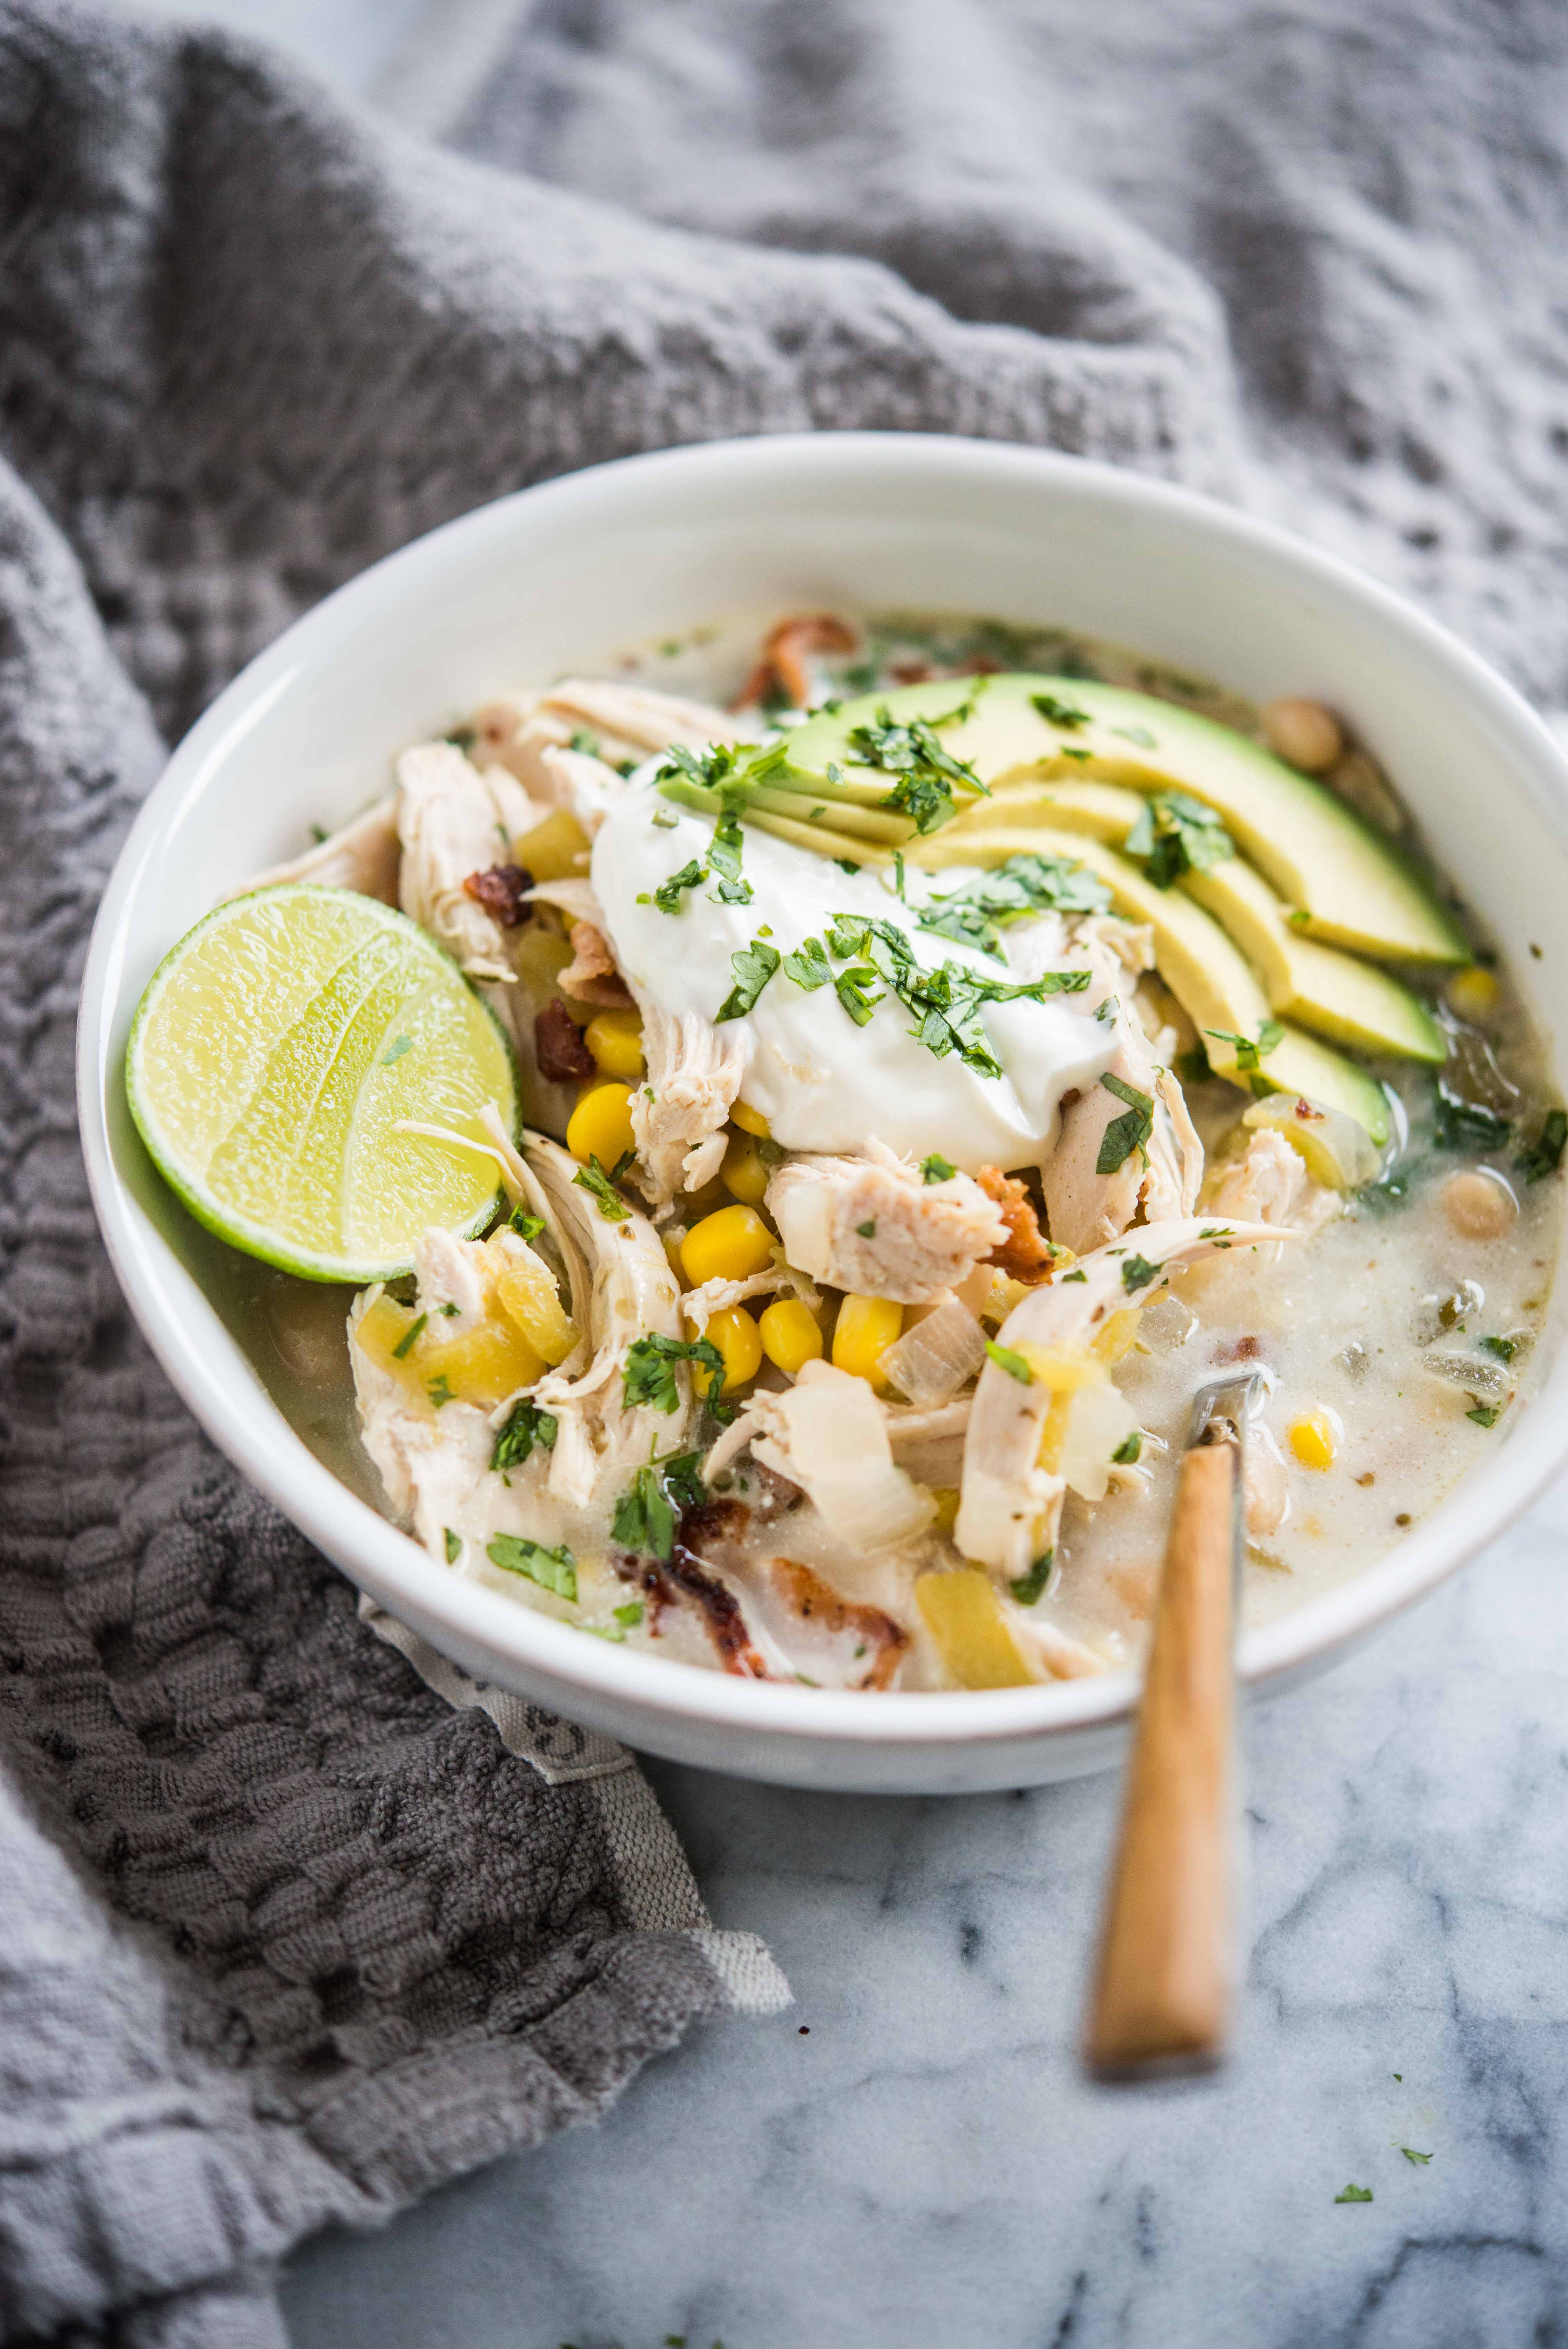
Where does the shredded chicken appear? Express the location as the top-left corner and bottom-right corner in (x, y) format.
(1042, 1033), (1203, 1257)
(559, 918), (634, 1008)
(956, 1215), (1290, 1583)
(1205, 1128), (1341, 1234)
(396, 741), (537, 983)
(766, 1139), (1008, 1306)
(235, 794), (401, 904)
(630, 995), (745, 1207)
(474, 680), (743, 787)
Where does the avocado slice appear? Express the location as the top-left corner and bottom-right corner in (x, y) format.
(958, 778), (1445, 1064)
(783, 675), (1466, 967)
(911, 820), (1392, 1143)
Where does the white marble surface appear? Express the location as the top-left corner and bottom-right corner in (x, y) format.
(281, 1485), (1568, 2348)
(101, 6), (1568, 2337)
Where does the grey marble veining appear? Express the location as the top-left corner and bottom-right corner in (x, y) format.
(283, 1482), (1568, 2348)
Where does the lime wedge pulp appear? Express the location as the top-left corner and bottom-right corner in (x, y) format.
(126, 884), (517, 1282)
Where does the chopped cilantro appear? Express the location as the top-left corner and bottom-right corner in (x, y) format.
(855, 1219), (878, 1239)
(1009, 1550), (1053, 1606)
(782, 934), (832, 991)
(1480, 1334), (1517, 1362)
(846, 706), (986, 834)
(1096, 1073), (1155, 1174)
(1335, 2185), (1373, 2204)
(918, 851), (1111, 956)
(1111, 1430), (1142, 1464)
(921, 1153), (957, 1183)
(568, 728), (600, 756)
(1401, 2148), (1433, 2166)
(1467, 1404), (1500, 1428)
(716, 936), (781, 1022)
(491, 1395), (558, 1474)
(487, 1533), (577, 1601)
(572, 1156), (631, 1221)
(612, 1451), (706, 1560)
(834, 963), (882, 1025)
(986, 1340), (1033, 1385)
(1121, 1253), (1161, 1294)
(391, 1312), (427, 1360)
(649, 857), (707, 913)
(1126, 790), (1235, 887)
(1205, 1019), (1284, 1072)
(615, 1601), (645, 1628)
(381, 1034), (413, 1066)
(622, 1333), (727, 1414)
(833, 857), (862, 875)
(1516, 1105), (1567, 1181)
(1096, 995), (1119, 1024)
(509, 1205), (546, 1242)
(1433, 1080), (1511, 1152)
(1198, 1225), (1235, 1242)
(653, 740), (746, 795)
(443, 1528), (460, 1563)
(706, 809), (753, 905)
(443, 726), (476, 752)
(827, 908), (1086, 1077)
(427, 1372), (456, 1407)
(439, 1301), (461, 1317)
(1061, 1267), (1088, 1283)
(1031, 691), (1090, 729)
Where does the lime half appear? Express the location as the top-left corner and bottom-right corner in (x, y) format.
(127, 884), (517, 1281)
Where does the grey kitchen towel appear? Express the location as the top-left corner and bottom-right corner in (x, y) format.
(0, 0), (1564, 2342)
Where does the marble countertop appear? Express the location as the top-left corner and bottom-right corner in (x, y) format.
(116, 8), (1568, 2338)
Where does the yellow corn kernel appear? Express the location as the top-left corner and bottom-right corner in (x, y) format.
(730, 1099), (772, 1139)
(1447, 965), (1500, 1024)
(1288, 1409), (1337, 1470)
(832, 1292), (904, 1389)
(928, 1486), (961, 1538)
(584, 1007), (645, 1081)
(353, 1295), (545, 1410)
(566, 1079), (636, 1169)
(758, 1296), (824, 1376)
(681, 1203), (774, 1285)
(703, 1305), (763, 1394)
(1089, 1308), (1142, 1367)
(490, 1255), (577, 1367)
(916, 1569), (1037, 1689)
(720, 1130), (770, 1207)
(515, 806), (591, 882)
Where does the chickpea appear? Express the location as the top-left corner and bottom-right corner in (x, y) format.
(1442, 1168), (1518, 1240)
(1261, 696), (1343, 774)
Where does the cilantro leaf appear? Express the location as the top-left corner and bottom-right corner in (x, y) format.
(918, 851), (1111, 955)
(1335, 2185), (1374, 2204)
(1516, 1105), (1567, 1181)
(1031, 692), (1090, 729)
(391, 1312), (427, 1360)
(622, 1333), (727, 1414)
(650, 858), (707, 914)
(782, 934), (832, 991)
(1120, 1252), (1161, 1294)
(426, 1372), (455, 1407)
(1125, 790), (1235, 888)
(1433, 1080), (1511, 1152)
(443, 1528), (461, 1563)
(716, 937), (781, 1022)
(707, 809), (752, 905)
(612, 1451), (707, 1561)
(985, 1339), (1033, 1385)
(921, 1153), (957, 1183)
(1480, 1334), (1517, 1363)
(1009, 1550), (1053, 1606)
(1467, 1404), (1500, 1428)
(491, 1396), (558, 1474)
(486, 1533), (577, 1601)
(845, 706), (986, 835)
(1205, 1019), (1284, 1073)
(1111, 1430), (1142, 1464)
(1401, 2148), (1433, 2166)
(572, 1155), (631, 1220)
(508, 1204), (546, 1241)
(1096, 1073), (1155, 1173)
(834, 963), (883, 1025)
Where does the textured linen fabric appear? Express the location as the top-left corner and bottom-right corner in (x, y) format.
(1, 0), (1564, 2341)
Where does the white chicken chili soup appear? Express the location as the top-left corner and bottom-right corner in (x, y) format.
(152, 608), (1564, 1692)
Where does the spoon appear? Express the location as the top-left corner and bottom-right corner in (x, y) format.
(1083, 1369), (1260, 2080)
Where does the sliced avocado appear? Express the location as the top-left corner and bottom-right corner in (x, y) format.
(784, 675), (1466, 966)
(960, 779), (1445, 1063)
(912, 821), (1392, 1143)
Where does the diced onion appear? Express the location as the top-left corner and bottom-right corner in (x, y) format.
(1055, 1381), (1141, 1503)
(882, 1296), (987, 1408)
(750, 1366), (935, 1551)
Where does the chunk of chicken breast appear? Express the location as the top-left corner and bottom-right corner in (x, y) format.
(629, 996), (746, 1208)
(1205, 1128), (1341, 1234)
(396, 741), (537, 983)
(766, 1139), (1009, 1306)
(956, 1215), (1290, 1583)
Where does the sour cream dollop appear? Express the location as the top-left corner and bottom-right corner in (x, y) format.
(592, 791), (1121, 1171)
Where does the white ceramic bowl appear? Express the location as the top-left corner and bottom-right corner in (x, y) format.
(79, 433), (1568, 1793)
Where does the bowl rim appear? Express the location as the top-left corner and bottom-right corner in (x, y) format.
(77, 428), (1568, 1755)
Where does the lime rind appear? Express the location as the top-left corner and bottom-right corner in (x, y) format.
(126, 883), (519, 1283)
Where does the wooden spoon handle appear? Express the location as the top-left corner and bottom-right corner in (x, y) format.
(1085, 1440), (1237, 2078)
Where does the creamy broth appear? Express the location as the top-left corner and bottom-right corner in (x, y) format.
(200, 608), (1563, 1688)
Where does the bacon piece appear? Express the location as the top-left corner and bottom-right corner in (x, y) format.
(767, 1558), (909, 1691)
(559, 918), (634, 1009)
(976, 1165), (1058, 1285)
(462, 862), (533, 927)
(617, 1498), (773, 1677)
(732, 613), (857, 713)
(535, 997), (593, 1082)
